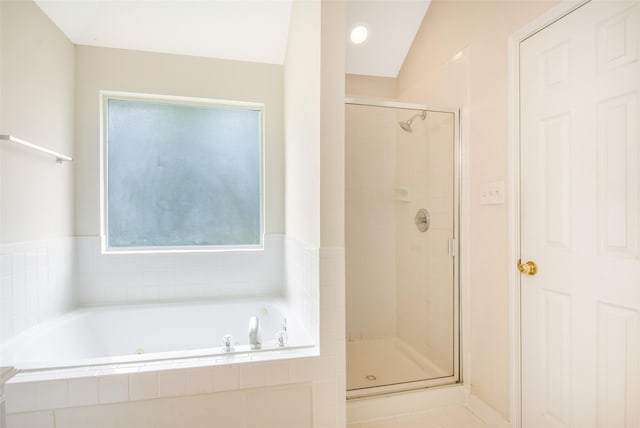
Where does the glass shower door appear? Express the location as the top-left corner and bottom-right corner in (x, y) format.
(345, 100), (459, 397)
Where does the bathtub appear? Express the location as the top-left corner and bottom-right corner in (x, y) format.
(1, 298), (313, 373)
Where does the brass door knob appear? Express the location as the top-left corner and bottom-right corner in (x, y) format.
(518, 260), (538, 276)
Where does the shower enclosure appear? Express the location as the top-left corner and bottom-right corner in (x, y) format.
(345, 99), (459, 398)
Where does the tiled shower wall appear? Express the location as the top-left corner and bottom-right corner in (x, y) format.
(0, 238), (75, 344)
(345, 104), (397, 341)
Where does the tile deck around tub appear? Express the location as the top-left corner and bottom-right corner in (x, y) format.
(348, 405), (490, 428)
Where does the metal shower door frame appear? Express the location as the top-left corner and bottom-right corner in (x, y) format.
(345, 98), (461, 399)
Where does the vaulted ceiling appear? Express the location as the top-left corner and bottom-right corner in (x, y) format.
(35, 0), (430, 78)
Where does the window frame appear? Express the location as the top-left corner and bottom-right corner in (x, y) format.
(99, 91), (265, 254)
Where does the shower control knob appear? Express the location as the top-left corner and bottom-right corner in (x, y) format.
(414, 208), (430, 232)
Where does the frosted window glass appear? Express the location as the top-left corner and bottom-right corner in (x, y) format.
(106, 98), (261, 249)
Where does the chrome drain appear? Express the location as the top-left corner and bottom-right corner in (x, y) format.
(365, 375), (377, 381)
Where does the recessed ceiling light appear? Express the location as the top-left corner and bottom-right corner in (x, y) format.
(350, 25), (368, 44)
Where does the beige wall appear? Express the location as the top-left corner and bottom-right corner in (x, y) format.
(0, 0), (74, 243)
(319, 1), (347, 425)
(345, 74), (396, 99)
(284, 0), (321, 247)
(320, 1), (345, 250)
(0, 0), (76, 347)
(74, 46), (284, 238)
(397, 0), (557, 418)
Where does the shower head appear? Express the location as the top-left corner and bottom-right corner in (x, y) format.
(399, 121), (413, 132)
(398, 111), (427, 133)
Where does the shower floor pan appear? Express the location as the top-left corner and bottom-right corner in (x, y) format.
(347, 337), (454, 397)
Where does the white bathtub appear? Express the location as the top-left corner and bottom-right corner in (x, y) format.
(1, 298), (313, 372)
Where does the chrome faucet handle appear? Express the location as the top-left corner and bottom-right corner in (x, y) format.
(222, 334), (234, 352)
(283, 317), (287, 332)
(276, 330), (288, 347)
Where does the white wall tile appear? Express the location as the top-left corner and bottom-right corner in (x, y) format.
(54, 410), (117, 428)
(99, 375), (129, 404)
(239, 363), (265, 389)
(3, 236), (344, 428)
(36, 253), (50, 322)
(54, 390), (248, 428)
(320, 248), (346, 288)
(157, 369), (186, 398)
(12, 273), (27, 336)
(76, 235), (284, 306)
(1, 274), (13, 342)
(321, 304), (342, 337)
(320, 329), (340, 357)
(11, 252), (25, 276)
(128, 372), (158, 401)
(25, 255), (39, 328)
(313, 380), (338, 428)
(185, 366), (213, 395)
(177, 391), (246, 428)
(5, 382), (38, 414)
(0, 253), (12, 277)
(0, 238), (75, 344)
(36, 380), (68, 410)
(264, 360), (290, 386)
(290, 358), (314, 383)
(314, 356), (336, 381)
(212, 365), (239, 392)
(68, 377), (99, 407)
(6, 410), (55, 428)
(246, 384), (312, 428)
(284, 235), (320, 345)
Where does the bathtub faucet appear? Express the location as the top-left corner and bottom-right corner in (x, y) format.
(276, 317), (288, 347)
(249, 316), (262, 350)
(222, 334), (234, 352)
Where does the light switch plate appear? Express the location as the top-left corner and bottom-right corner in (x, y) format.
(480, 181), (505, 205)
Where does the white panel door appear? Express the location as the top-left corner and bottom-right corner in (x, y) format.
(520, 1), (640, 427)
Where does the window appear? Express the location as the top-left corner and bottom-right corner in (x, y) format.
(101, 92), (264, 253)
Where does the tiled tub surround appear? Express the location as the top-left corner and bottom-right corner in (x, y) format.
(75, 234), (285, 305)
(1, 238), (345, 428)
(73, 233), (317, 342)
(1, 299), (313, 371)
(0, 238), (75, 344)
(4, 246), (344, 428)
(6, 357), (317, 427)
(284, 235), (320, 346)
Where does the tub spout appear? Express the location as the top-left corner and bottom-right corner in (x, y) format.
(249, 316), (262, 350)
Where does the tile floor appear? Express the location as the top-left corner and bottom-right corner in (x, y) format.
(347, 405), (489, 428)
